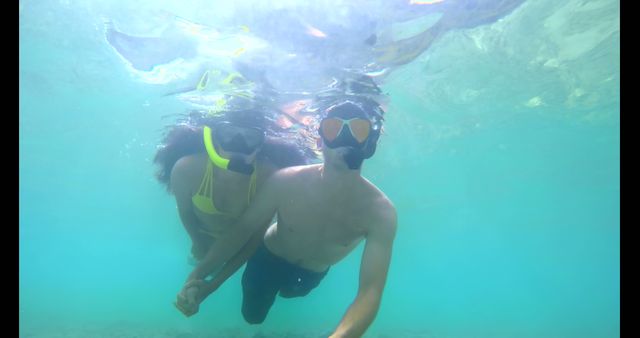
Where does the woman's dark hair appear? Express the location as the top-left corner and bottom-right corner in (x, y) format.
(153, 123), (205, 191)
(259, 137), (309, 168)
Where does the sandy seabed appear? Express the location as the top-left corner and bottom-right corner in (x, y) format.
(19, 326), (435, 338)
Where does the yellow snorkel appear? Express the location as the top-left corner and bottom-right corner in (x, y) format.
(204, 126), (230, 170)
(203, 126), (256, 175)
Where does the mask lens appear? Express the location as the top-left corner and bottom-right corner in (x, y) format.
(320, 118), (344, 142)
(238, 129), (264, 149)
(216, 123), (264, 151)
(348, 119), (371, 143)
(216, 124), (235, 144)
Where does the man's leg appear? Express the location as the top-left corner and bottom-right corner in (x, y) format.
(240, 244), (283, 324)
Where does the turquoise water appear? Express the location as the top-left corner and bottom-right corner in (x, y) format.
(19, 1), (619, 337)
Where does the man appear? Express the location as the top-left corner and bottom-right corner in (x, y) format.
(178, 97), (397, 338)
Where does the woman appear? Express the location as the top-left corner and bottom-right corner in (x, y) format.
(154, 109), (308, 314)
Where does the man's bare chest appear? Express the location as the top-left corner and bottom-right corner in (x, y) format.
(278, 200), (367, 245)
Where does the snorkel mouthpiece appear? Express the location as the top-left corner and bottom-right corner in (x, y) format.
(227, 156), (256, 175)
(343, 147), (365, 170)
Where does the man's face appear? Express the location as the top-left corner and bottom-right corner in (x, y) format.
(321, 137), (374, 171)
(320, 115), (372, 149)
(319, 103), (377, 170)
(321, 141), (352, 169)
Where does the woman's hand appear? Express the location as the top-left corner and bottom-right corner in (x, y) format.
(174, 279), (208, 317)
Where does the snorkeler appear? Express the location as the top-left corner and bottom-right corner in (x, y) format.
(154, 108), (308, 298)
(176, 97), (397, 338)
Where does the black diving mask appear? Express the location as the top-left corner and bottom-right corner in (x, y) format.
(213, 121), (265, 155)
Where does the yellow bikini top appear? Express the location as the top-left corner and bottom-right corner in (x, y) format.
(191, 126), (257, 216)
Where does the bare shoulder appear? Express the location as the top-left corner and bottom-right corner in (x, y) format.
(255, 160), (279, 188)
(362, 180), (397, 235)
(170, 154), (206, 192)
(374, 195), (397, 232)
(250, 164), (319, 208)
(268, 164), (321, 184)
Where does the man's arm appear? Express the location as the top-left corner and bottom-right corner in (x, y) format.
(196, 224), (268, 300)
(330, 206), (397, 338)
(195, 160), (288, 294)
(186, 171), (283, 282)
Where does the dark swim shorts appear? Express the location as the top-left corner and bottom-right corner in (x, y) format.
(241, 243), (329, 324)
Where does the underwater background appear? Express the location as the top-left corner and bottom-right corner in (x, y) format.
(19, 0), (619, 337)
